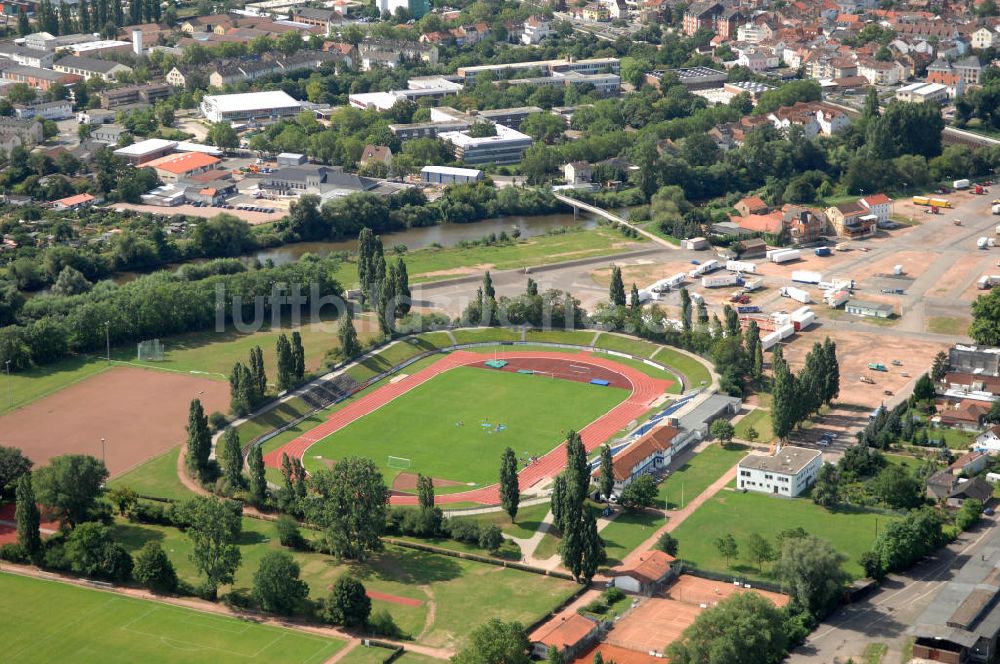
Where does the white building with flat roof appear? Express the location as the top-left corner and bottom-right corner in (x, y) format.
(113, 138), (178, 165)
(896, 81), (949, 104)
(200, 90), (304, 125)
(421, 165), (483, 184)
(438, 123), (533, 165)
(737, 446), (822, 497)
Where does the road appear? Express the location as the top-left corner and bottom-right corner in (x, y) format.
(789, 514), (1000, 663)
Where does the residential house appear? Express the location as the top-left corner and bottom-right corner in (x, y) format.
(973, 26), (995, 49)
(522, 15), (552, 44)
(783, 205), (828, 244)
(954, 55), (984, 85)
(529, 615), (600, 660)
(593, 426), (679, 497)
(1, 64), (81, 91)
(100, 82), (171, 109)
(937, 399), (992, 431)
(951, 450), (990, 477)
(976, 424), (1000, 452)
(13, 99), (72, 120)
(859, 193), (892, 224)
(581, 4), (609, 21)
(683, 1), (723, 36)
(610, 550), (680, 595)
(563, 161), (592, 185)
(737, 49), (769, 73)
(857, 59), (905, 86)
(949, 344), (1000, 377)
(91, 123), (127, 144)
(734, 195), (768, 217)
(737, 446), (823, 497)
(0, 44), (54, 69)
(357, 39), (438, 71)
(50, 192), (97, 210)
(769, 101), (851, 137)
(359, 145), (392, 168)
(826, 201), (877, 239)
(54, 55), (132, 82)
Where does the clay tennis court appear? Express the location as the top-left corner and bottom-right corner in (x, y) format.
(0, 366), (229, 477)
(266, 350), (671, 505)
(608, 575), (789, 655)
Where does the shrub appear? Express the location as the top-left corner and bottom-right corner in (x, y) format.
(0, 542), (27, 563)
(208, 411), (229, 431)
(323, 576), (371, 627)
(368, 608), (403, 638)
(276, 515), (307, 549)
(478, 524), (503, 552)
(446, 518), (481, 544)
(126, 500), (173, 526)
(656, 532), (679, 556)
(603, 587), (625, 605)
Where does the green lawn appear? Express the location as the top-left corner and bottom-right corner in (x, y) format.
(934, 426), (976, 451)
(302, 366), (628, 486)
(657, 444), (748, 509)
(927, 316), (970, 336)
(235, 397), (314, 445)
(108, 447), (192, 501)
(111, 513), (576, 648)
(670, 491), (894, 579)
(119, 318), (375, 383)
(593, 333), (659, 359)
(524, 329), (598, 345)
(451, 328), (523, 345)
(464, 501), (551, 540)
(0, 574), (345, 664)
(652, 348), (712, 390)
(331, 227), (642, 287)
(734, 409), (774, 443)
(345, 337), (441, 383)
(0, 355), (110, 416)
(414, 331), (455, 349)
(599, 509), (665, 565)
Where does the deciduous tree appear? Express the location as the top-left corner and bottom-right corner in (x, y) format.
(185, 497), (242, 600)
(15, 472), (40, 556)
(609, 266), (626, 306)
(186, 398), (211, 478)
(599, 444), (614, 502)
(133, 540), (178, 592)
(247, 444), (266, 506)
(307, 457), (388, 560)
(253, 550), (309, 615)
(666, 591), (789, 664)
(323, 575), (371, 627)
(220, 428), (244, 490)
(34, 454), (107, 528)
(452, 619), (530, 664)
(500, 447), (520, 522)
(774, 534), (850, 618)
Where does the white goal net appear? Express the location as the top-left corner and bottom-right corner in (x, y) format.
(387, 456), (411, 469)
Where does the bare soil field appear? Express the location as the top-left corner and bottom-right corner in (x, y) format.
(783, 329), (946, 405)
(0, 366), (229, 477)
(590, 260), (694, 289)
(853, 250), (939, 282)
(930, 256), (983, 298)
(111, 203), (283, 225)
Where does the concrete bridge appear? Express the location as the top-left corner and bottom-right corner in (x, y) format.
(553, 193), (678, 250)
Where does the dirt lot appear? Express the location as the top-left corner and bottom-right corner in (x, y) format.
(112, 202), (283, 225)
(607, 575), (789, 655)
(852, 250), (939, 282)
(782, 328), (947, 406)
(0, 366), (229, 477)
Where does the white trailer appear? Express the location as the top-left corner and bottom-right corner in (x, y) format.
(691, 292), (704, 303)
(726, 260), (757, 274)
(954, 178), (971, 190)
(776, 323), (796, 339)
(780, 286), (812, 303)
(825, 289), (849, 307)
(761, 332), (781, 351)
(636, 289), (654, 304)
(791, 309), (816, 331)
(770, 249), (801, 264)
(791, 270), (823, 284)
(666, 272), (686, 288)
(979, 237), (990, 250)
(702, 274), (740, 288)
(742, 277), (764, 292)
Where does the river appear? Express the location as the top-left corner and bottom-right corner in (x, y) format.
(111, 212), (599, 284)
(252, 213), (598, 266)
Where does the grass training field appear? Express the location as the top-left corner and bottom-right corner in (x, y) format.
(0, 574), (345, 664)
(733, 409), (775, 443)
(670, 490), (894, 579)
(107, 447), (191, 502)
(302, 366), (628, 486)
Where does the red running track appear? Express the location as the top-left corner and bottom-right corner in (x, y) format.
(264, 350), (673, 505)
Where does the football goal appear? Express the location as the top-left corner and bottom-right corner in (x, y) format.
(137, 339), (165, 361)
(387, 456), (412, 470)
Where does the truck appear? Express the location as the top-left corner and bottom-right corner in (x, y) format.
(726, 260), (757, 273)
(779, 286), (812, 303)
(913, 196), (931, 206)
(770, 249), (801, 264)
(836, 243), (851, 251)
(737, 305), (761, 314)
(814, 247), (832, 257)
(791, 270), (823, 284)
(979, 237), (990, 250)
(978, 275), (1000, 290)
(868, 363), (888, 372)
(791, 310), (816, 331)
(977, 184), (986, 195)
(954, 179), (971, 190)
(930, 197), (951, 208)
(702, 274), (740, 288)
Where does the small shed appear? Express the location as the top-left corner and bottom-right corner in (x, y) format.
(683, 237), (709, 250)
(277, 152), (307, 167)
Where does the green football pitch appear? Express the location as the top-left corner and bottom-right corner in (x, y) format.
(302, 366), (629, 486)
(0, 574), (345, 664)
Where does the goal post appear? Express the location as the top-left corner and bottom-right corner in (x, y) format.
(387, 456), (411, 470)
(137, 339), (164, 361)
